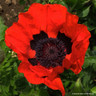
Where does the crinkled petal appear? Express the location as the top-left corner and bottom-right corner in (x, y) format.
(62, 56), (72, 69)
(61, 24), (91, 74)
(48, 66), (64, 80)
(5, 23), (36, 60)
(18, 62), (44, 84)
(29, 64), (63, 81)
(65, 12), (79, 26)
(70, 56), (84, 74)
(28, 3), (67, 38)
(18, 62), (65, 95)
(44, 77), (65, 96)
(29, 64), (49, 77)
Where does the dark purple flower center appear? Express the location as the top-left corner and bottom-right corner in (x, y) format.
(35, 38), (66, 68)
(28, 31), (72, 68)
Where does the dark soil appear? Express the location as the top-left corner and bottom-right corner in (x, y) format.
(0, 0), (32, 27)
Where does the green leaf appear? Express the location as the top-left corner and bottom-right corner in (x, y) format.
(24, 6), (29, 11)
(83, 74), (90, 87)
(65, 0), (78, 7)
(0, 17), (7, 41)
(0, 17), (4, 24)
(13, 90), (18, 95)
(10, 79), (15, 86)
(0, 47), (5, 63)
(69, 82), (75, 90)
(93, 63), (96, 71)
(92, 0), (96, 8)
(49, 0), (54, 3)
(88, 26), (96, 31)
(71, 78), (84, 93)
(19, 0), (26, 5)
(83, 21), (96, 31)
(39, 89), (49, 96)
(78, 6), (90, 17)
(91, 86), (96, 93)
(58, 1), (68, 9)
(64, 81), (70, 88)
(1, 85), (9, 93)
(83, 56), (96, 69)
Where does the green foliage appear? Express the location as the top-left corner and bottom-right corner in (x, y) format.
(91, 86), (96, 93)
(0, 0), (96, 96)
(49, 0), (54, 3)
(0, 17), (7, 41)
(78, 6), (90, 17)
(19, 0), (26, 5)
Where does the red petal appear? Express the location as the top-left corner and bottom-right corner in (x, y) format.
(44, 77), (65, 96)
(27, 49), (36, 58)
(47, 31), (58, 38)
(29, 65), (49, 77)
(60, 12), (79, 39)
(18, 62), (44, 84)
(19, 60), (55, 80)
(18, 12), (40, 36)
(62, 56), (72, 69)
(18, 61), (29, 73)
(18, 62), (65, 95)
(70, 56), (84, 74)
(48, 66), (64, 80)
(28, 3), (67, 38)
(66, 12), (79, 26)
(5, 23), (29, 54)
(53, 66), (64, 74)
(29, 64), (65, 81)
(45, 4), (67, 38)
(5, 22), (36, 60)
(29, 64), (60, 81)
(24, 69), (44, 84)
(61, 24), (91, 74)
(70, 25), (91, 63)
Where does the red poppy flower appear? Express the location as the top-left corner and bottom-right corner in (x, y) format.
(5, 3), (91, 96)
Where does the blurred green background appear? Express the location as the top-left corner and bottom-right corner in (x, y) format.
(0, 0), (96, 96)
